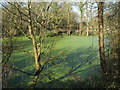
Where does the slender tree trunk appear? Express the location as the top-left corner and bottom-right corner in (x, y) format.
(28, 25), (40, 70)
(86, 2), (89, 36)
(27, 2), (41, 88)
(28, 2), (40, 71)
(90, 3), (93, 32)
(67, 2), (71, 36)
(98, 2), (106, 74)
(78, 2), (83, 36)
(79, 14), (82, 35)
(67, 13), (70, 35)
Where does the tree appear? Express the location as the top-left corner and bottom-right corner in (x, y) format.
(98, 2), (106, 74)
(104, 2), (120, 84)
(1, 3), (20, 87)
(66, 2), (71, 35)
(1, 1), (65, 88)
(78, 2), (84, 35)
(86, 2), (89, 36)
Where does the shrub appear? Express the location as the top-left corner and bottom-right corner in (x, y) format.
(47, 32), (58, 37)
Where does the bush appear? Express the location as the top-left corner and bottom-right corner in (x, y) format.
(71, 31), (79, 35)
(88, 31), (97, 36)
(47, 32), (58, 37)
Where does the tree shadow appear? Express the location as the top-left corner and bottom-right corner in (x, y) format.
(35, 47), (101, 88)
(37, 67), (103, 88)
(4, 36), (101, 88)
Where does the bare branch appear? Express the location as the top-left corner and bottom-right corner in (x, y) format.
(1, 4), (29, 23)
(7, 2), (28, 18)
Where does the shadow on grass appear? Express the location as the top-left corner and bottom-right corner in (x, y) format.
(5, 46), (100, 88)
(35, 47), (101, 88)
(4, 36), (101, 88)
(37, 69), (104, 88)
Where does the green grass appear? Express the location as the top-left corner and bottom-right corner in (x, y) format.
(6, 35), (101, 88)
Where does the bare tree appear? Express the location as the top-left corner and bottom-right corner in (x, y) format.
(67, 2), (71, 35)
(1, 1), (68, 88)
(98, 2), (106, 74)
(78, 2), (84, 36)
(86, 2), (89, 36)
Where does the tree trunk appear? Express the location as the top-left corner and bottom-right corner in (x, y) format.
(28, 25), (40, 71)
(67, 2), (71, 36)
(79, 14), (82, 35)
(28, 2), (40, 71)
(98, 2), (106, 74)
(28, 2), (41, 88)
(90, 3), (93, 32)
(78, 2), (83, 36)
(86, 2), (89, 36)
